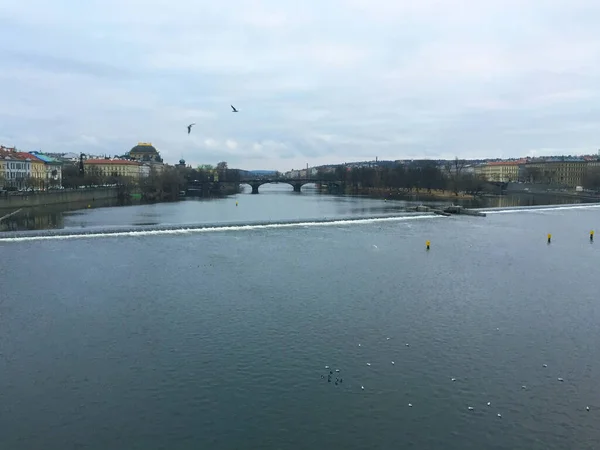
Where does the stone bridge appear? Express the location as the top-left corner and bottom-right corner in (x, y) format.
(239, 178), (343, 194)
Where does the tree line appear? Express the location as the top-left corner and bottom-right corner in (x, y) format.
(61, 164), (186, 201)
(59, 160), (241, 201)
(316, 159), (489, 195)
(1, 173), (62, 191)
(315, 160), (600, 194)
(182, 161), (242, 183)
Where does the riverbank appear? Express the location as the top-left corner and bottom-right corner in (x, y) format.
(346, 185), (600, 205)
(0, 183), (242, 211)
(343, 186), (475, 201)
(0, 197), (124, 232)
(508, 188), (600, 201)
(0, 187), (120, 210)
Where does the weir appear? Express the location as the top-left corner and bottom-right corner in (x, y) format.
(0, 213), (440, 242)
(409, 205), (487, 217)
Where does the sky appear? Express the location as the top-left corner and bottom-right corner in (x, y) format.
(2, 0), (600, 171)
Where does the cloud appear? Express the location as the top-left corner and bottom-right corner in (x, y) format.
(1, 0), (600, 170)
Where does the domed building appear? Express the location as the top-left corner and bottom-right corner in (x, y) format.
(128, 142), (162, 162)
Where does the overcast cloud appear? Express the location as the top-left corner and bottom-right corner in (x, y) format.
(2, 0), (600, 170)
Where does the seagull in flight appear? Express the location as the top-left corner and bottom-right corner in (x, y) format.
(231, 105), (238, 112)
(187, 123), (195, 134)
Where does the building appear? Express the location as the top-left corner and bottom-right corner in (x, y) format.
(463, 165), (476, 175)
(149, 161), (165, 174)
(128, 142), (162, 162)
(0, 146), (9, 185)
(0, 147), (33, 188)
(139, 163), (151, 178)
(472, 157), (590, 187)
(29, 151), (63, 186)
(26, 153), (46, 182)
(84, 159), (144, 181)
(521, 159), (587, 186)
(584, 156), (600, 169)
(474, 160), (524, 182)
(44, 152), (80, 163)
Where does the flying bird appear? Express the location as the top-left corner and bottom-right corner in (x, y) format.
(187, 123), (195, 134)
(231, 105), (238, 112)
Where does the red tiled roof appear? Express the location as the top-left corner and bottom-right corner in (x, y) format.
(85, 159), (140, 165)
(15, 152), (41, 162)
(0, 150), (34, 161)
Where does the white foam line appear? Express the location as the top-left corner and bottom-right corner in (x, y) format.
(486, 204), (600, 214)
(0, 214), (441, 243)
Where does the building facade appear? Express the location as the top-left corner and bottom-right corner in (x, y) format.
(474, 160), (523, 182)
(29, 151), (63, 186)
(474, 157), (592, 187)
(522, 159), (587, 186)
(84, 158), (153, 182)
(139, 163), (151, 178)
(27, 153), (46, 182)
(0, 148), (32, 188)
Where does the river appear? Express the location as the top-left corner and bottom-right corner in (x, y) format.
(0, 183), (597, 232)
(1, 185), (599, 449)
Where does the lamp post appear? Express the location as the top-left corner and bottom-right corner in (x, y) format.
(79, 153), (86, 176)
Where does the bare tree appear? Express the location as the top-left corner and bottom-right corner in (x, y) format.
(139, 166), (185, 201)
(61, 164), (81, 188)
(582, 167), (600, 191)
(216, 161), (228, 181)
(24, 176), (37, 191)
(444, 157), (467, 195)
(84, 166), (105, 186)
(522, 166), (542, 183)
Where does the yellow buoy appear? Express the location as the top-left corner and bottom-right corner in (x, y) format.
(426, 240), (430, 250)
(591, 230), (594, 242)
(547, 233), (551, 244)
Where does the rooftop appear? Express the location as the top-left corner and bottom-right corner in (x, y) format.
(130, 143), (159, 154)
(487, 159), (527, 166)
(85, 159), (141, 166)
(1, 151), (37, 161)
(29, 151), (62, 164)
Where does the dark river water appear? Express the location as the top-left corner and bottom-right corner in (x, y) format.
(1, 185), (600, 449)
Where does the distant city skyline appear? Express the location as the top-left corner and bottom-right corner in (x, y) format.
(2, 0), (600, 170)
(4, 144), (600, 175)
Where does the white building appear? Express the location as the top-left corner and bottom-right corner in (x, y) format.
(139, 163), (151, 178)
(1, 152), (32, 188)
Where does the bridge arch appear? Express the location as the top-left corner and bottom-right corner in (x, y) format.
(239, 178), (330, 194)
(238, 181), (293, 194)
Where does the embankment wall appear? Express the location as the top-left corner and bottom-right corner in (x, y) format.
(0, 188), (119, 209)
